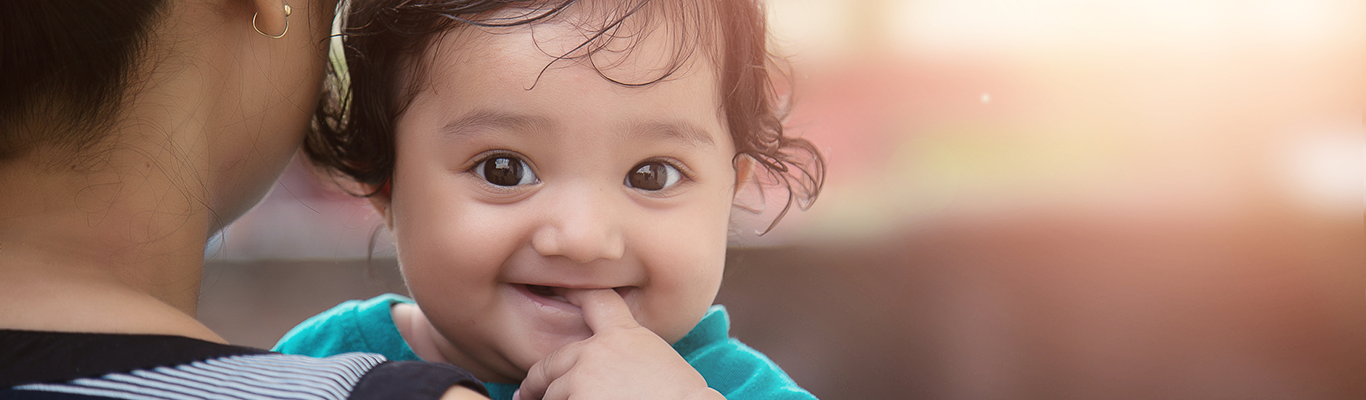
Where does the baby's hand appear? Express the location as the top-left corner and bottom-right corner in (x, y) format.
(513, 289), (722, 400)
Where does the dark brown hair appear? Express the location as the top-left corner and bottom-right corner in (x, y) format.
(305, 0), (823, 232)
(0, 0), (168, 159)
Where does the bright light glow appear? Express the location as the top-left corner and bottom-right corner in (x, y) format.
(881, 0), (1354, 54)
(1278, 129), (1364, 214)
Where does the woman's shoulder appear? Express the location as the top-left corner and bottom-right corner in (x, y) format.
(8, 351), (387, 399)
(1, 328), (484, 400)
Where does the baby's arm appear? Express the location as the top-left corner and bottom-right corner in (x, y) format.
(514, 289), (723, 400)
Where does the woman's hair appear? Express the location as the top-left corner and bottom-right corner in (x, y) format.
(0, 0), (168, 159)
(306, 0), (824, 231)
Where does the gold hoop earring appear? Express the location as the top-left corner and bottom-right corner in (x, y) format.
(252, 3), (292, 39)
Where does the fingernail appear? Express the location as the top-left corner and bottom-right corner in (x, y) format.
(512, 389), (520, 400)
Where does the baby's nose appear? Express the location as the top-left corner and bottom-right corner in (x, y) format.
(530, 185), (626, 263)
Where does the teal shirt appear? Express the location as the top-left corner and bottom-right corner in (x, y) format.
(274, 294), (816, 400)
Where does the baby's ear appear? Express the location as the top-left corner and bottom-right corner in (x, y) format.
(730, 154), (765, 214)
(732, 154), (756, 193)
(364, 181), (394, 229)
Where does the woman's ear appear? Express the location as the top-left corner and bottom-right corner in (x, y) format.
(249, 0), (290, 38)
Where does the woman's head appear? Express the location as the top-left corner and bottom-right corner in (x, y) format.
(0, 1), (167, 159)
(2, 0), (340, 228)
(0, 0), (341, 324)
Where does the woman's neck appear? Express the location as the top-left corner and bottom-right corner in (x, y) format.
(0, 147), (224, 343)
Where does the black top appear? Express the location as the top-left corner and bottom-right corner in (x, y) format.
(0, 329), (487, 400)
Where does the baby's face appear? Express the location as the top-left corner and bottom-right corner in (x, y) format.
(384, 21), (735, 383)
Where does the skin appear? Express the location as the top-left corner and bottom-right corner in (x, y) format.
(0, 1), (482, 398)
(375, 15), (740, 400)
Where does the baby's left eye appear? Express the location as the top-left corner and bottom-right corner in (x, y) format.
(625, 161), (682, 191)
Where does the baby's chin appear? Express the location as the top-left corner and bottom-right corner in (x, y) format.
(503, 328), (594, 371)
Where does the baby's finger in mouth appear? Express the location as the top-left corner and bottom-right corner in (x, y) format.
(564, 288), (638, 333)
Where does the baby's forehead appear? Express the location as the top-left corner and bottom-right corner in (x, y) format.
(397, 4), (735, 150)
(415, 1), (724, 88)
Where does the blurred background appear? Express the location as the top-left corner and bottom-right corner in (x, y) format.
(200, 0), (1365, 399)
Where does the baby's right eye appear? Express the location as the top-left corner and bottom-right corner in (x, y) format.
(473, 154), (538, 187)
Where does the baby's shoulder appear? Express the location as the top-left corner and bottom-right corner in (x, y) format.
(273, 294), (413, 356)
(681, 307), (818, 399)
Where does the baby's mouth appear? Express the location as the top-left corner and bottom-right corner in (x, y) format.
(521, 284), (632, 306)
(525, 284), (568, 304)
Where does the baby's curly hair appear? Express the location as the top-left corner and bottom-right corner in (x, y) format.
(305, 0), (823, 232)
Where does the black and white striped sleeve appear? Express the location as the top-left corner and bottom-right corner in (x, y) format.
(3, 352), (460, 400)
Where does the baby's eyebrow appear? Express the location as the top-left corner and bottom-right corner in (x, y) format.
(439, 110), (717, 149)
(440, 111), (550, 141)
(633, 121), (716, 149)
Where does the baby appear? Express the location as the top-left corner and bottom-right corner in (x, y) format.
(275, 1), (824, 399)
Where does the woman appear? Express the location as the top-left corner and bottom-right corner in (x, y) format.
(0, 1), (486, 399)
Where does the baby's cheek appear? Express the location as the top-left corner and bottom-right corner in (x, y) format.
(646, 277), (722, 343)
(647, 303), (709, 345)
